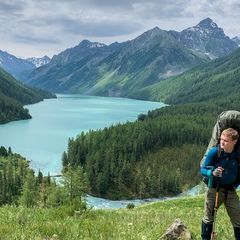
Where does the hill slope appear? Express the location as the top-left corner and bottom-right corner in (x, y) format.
(0, 67), (56, 124)
(129, 47), (240, 104)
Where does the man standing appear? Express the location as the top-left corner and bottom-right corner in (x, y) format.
(201, 128), (240, 240)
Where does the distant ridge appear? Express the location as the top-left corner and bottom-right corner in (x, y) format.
(0, 51), (51, 79)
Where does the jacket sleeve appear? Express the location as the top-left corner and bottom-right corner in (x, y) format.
(200, 147), (218, 176)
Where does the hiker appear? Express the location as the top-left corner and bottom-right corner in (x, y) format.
(200, 128), (240, 240)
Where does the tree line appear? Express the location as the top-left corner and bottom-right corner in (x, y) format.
(0, 147), (89, 211)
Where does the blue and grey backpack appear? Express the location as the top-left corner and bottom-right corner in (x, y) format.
(200, 110), (240, 187)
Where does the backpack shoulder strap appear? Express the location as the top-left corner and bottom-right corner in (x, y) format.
(236, 142), (240, 164)
(217, 144), (223, 161)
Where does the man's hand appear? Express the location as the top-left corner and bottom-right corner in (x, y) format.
(212, 167), (224, 177)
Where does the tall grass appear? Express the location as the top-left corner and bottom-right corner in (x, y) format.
(0, 193), (236, 239)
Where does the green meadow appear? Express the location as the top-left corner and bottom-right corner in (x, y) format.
(0, 192), (237, 240)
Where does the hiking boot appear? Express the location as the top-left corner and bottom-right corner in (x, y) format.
(201, 221), (212, 240)
(234, 227), (240, 240)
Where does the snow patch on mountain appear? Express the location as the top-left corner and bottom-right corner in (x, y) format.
(26, 55), (51, 67)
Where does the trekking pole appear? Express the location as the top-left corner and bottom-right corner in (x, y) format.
(211, 171), (222, 239)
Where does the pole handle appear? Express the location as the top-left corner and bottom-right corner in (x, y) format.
(207, 166), (214, 187)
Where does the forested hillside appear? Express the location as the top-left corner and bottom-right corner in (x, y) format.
(61, 46), (240, 199)
(0, 67), (56, 124)
(61, 101), (226, 199)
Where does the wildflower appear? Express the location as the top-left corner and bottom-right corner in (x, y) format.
(128, 222), (133, 227)
(51, 234), (58, 240)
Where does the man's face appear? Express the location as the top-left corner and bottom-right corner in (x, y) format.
(220, 134), (237, 153)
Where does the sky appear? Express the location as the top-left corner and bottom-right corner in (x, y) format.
(0, 0), (239, 59)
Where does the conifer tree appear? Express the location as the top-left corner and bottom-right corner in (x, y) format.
(19, 169), (38, 207)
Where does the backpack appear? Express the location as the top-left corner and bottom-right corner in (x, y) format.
(201, 110), (240, 187)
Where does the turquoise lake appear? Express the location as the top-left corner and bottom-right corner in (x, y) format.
(0, 94), (166, 176)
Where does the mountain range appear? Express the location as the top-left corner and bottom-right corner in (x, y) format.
(0, 17), (239, 101)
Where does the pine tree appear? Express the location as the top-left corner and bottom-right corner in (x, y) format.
(19, 170), (38, 207)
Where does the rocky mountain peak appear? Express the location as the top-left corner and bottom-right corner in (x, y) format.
(125, 26), (171, 52)
(196, 17), (218, 30)
(168, 17), (238, 58)
(78, 39), (107, 49)
(188, 17), (225, 38)
(50, 39), (112, 64)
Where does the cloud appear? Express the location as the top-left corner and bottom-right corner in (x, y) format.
(0, 0), (239, 58)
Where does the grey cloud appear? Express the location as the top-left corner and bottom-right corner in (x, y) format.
(12, 33), (61, 45)
(0, 1), (24, 13)
(57, 17), (144, 38)
(50, 0), (192, 38)
(1, 0), (239, 58)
